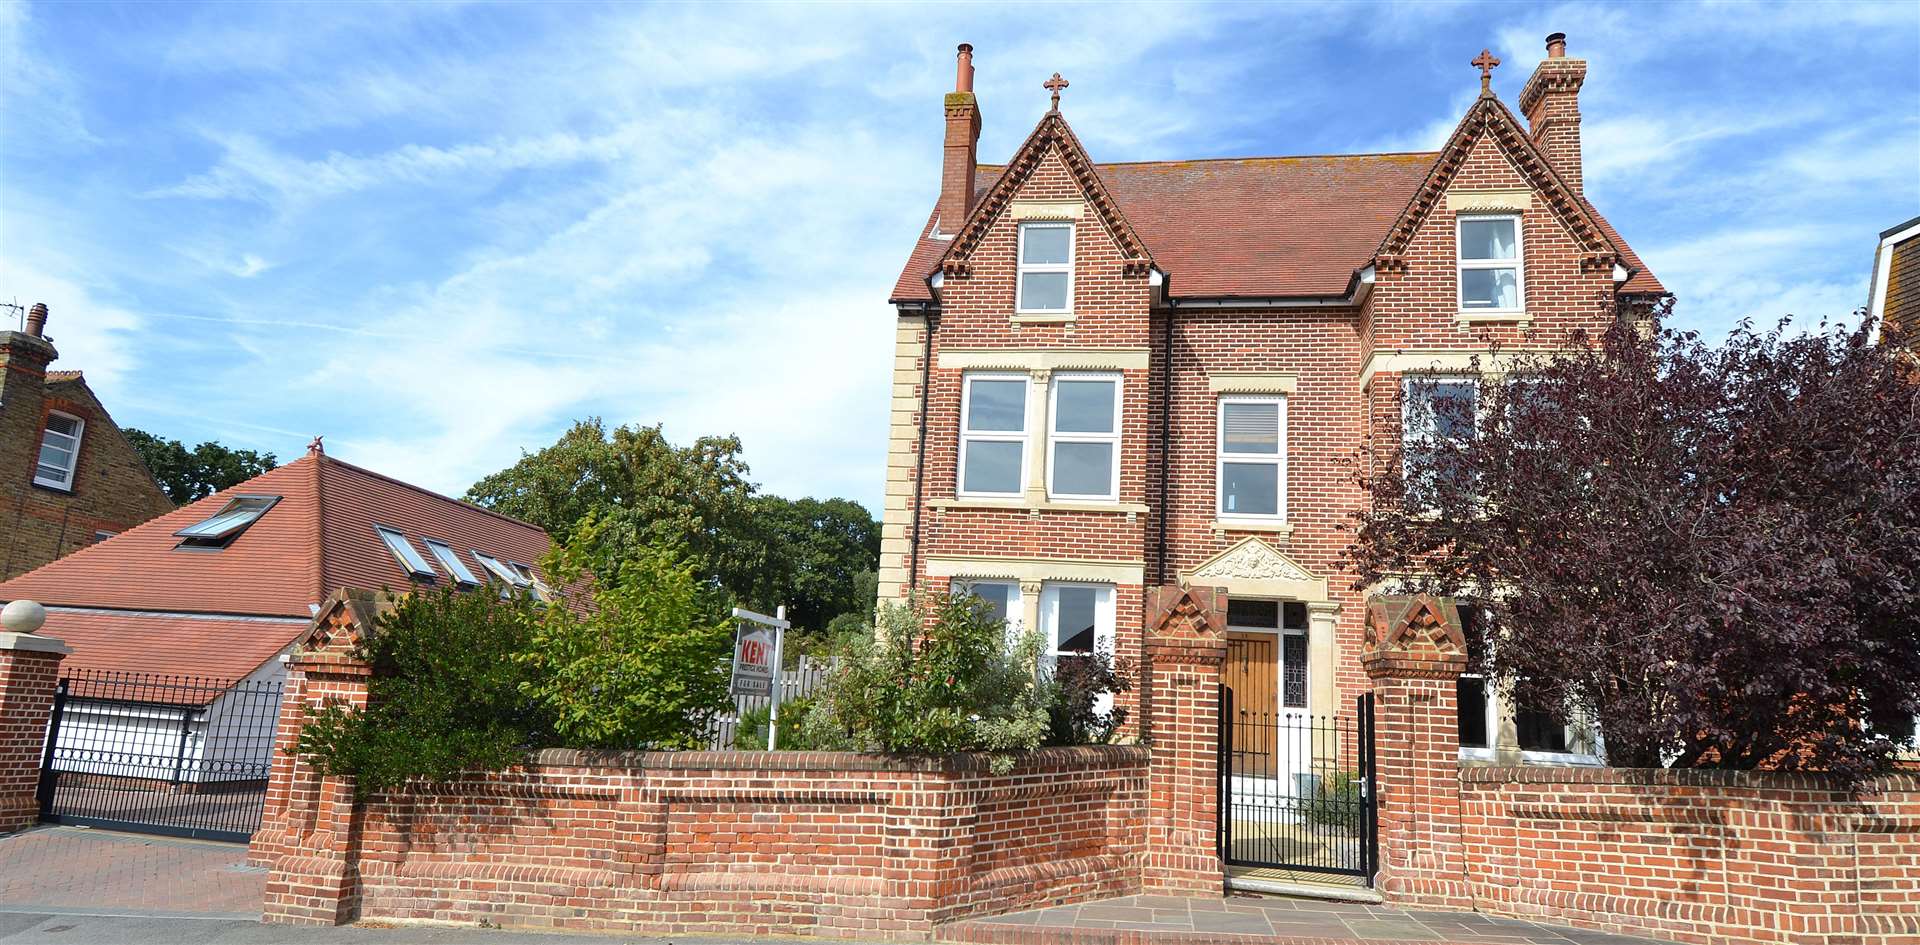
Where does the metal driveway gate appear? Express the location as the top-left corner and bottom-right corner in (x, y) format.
(1219, 688), (1377, 883)
(37, 670), (285, 842)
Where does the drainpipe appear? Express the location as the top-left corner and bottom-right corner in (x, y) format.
(906, 313), (936, 590)
(1156, 311), (1172, 586)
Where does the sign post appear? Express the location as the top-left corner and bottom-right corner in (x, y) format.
(730, 605), (789, 749)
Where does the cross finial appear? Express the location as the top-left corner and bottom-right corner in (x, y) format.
(307, 435), (325, 455)
(1043, 72), (1069, 111)
(1471, 49), (1501, 95)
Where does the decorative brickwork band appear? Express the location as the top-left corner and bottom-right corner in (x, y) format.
(1140, 584), (1226, 894)
(1362, 594), (1470, 908)
(0, 632), (71, 834)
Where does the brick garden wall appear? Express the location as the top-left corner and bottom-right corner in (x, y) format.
(1458, 767), (1920, 945)
(255, 746), (1147, 938)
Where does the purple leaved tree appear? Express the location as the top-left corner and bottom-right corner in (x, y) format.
(1345, 310), (1920, 778)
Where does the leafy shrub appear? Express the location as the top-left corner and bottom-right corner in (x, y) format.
(732, 696), (821, 751)
(1302, 770), (1364, 829)
(516, 519), (735, 750)
(797, 593), (1052, 770)
(1046, 652), (1133, 745)
(295, 586), (555, 796)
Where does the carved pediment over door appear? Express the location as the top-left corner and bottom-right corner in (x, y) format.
(1184, 537), (1329, 602)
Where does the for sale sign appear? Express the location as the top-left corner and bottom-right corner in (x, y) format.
(730, 623), (776, 697)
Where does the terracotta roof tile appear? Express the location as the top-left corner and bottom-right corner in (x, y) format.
(891, 152), (1665, 302)
(0, 452), (551, 620)
(46, 370), (83, 382)
(39, 609), (307, 682)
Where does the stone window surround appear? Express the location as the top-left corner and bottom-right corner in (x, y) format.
(928, 554), (1140, 651)
(939, 348), (1150, 513)
(1447, 190), (1535, 329)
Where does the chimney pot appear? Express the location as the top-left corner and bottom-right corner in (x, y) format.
(1545, 32), (1567, 58)
(955, 43), (974, 93)
(25, 302), (48, 338)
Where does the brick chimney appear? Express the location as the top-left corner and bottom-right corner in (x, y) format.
(1518, 32), (1587, 193)
(938, 43), (982, 236)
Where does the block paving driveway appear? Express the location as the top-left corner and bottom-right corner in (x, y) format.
(0, 827), (1679, 945)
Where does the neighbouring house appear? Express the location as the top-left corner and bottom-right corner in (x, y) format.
(0, 303), (174, 582)
(1869, 214), (1920, 352)
(0, 442), (554, 788)
(880, 34), (1665, 768)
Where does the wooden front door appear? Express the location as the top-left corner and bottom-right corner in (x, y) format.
(1225, 632), (1278, 778)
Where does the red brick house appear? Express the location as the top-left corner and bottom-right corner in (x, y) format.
(879, 34), (1665, 763)
(0, 303), (174, 581)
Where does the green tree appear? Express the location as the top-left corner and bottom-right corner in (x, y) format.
(516, 517), (735, 749)
(294, 587), (554, 796)
(123, 429), (277, 503)
(749, 495), (880, 633)
(465, 419), (762, 590)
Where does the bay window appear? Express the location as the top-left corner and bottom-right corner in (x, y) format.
(1457, 214), (1524, 313)
(1047, 374), (1119, 501)
(959, 373), (1029, 496)
(1016, 221), (1073, 314)
(1217, 396), (1285, 519)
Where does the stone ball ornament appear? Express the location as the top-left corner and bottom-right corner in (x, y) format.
(1, 599), (47, 634)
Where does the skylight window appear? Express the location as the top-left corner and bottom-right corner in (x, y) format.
(473, 552), (523, 587)
(423, 539), (480, 586)
(174, 495), (279, 549)
(376, 526), (437, 580)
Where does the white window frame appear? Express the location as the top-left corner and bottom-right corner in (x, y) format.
(1456, 673), (1604, 766)
(955, 578), (1023, 647)
(34, 410), (84, 490)
(1401, 374), (1480, 484)
(1038, 581), (1115, 659)
(1015, 221), (1075, 315)
(957, 372), (1030, 498)
(1456, 213), (1525, 316)
(1046, 372), (1121, 502)
(1216, 394), (1287, 522)
(1457, 673), (1498, 761)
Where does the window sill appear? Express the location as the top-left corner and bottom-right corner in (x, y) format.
(1459, 746), (1604, 767)
(1213, 519), (1293, 538)
(1011, 311), (1075, 324)
(1455, 310), (1531, 327)
(31, 480), (74, 495)
(931, 497), (1148, 515)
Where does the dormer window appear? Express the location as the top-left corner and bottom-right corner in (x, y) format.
(1016, 221), (1073, 314)
(174, 495), (279, 549)
(376, 526), (437, 580)
(1457, 215), (1523, 314)
(34, 411), (84, 490)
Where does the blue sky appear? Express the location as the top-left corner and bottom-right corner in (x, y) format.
(3, 1), (1915, 512)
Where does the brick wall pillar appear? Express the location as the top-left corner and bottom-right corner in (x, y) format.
(1362, 594), (1470, 908)
(257, 591), (389, 926)
(1141, 584), (1226, 894)
(0, 630), (70, 834)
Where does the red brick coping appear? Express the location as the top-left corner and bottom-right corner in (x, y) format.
(257, 745), (1150, 938)
(1456, 765), (1920, 945)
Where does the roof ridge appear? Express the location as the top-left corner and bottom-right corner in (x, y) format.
(308, 451), (328, 607)
(976, 150), (1443, 173)
(314, 452), (549, 535)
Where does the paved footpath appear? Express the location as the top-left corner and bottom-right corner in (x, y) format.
(940, 894), (1679, 945)
(1, 827), (1679, 945)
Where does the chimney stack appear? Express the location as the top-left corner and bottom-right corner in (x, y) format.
(1518, 31), (1587, 193)
(938, 43), (982, 237)
(25, 303), (48, 338)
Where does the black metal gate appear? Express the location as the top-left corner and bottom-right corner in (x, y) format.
(1219, 688), (1377, 883)
(37, 670), (285, 843)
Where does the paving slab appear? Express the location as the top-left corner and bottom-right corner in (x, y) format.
(939, 893), (1683, 945)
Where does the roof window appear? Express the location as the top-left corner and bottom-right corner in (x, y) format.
(376, 526), (437, 580)
(174, 495), (280, 549)
(423, 538), (480, 586)
(474, 551), (549, 601)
